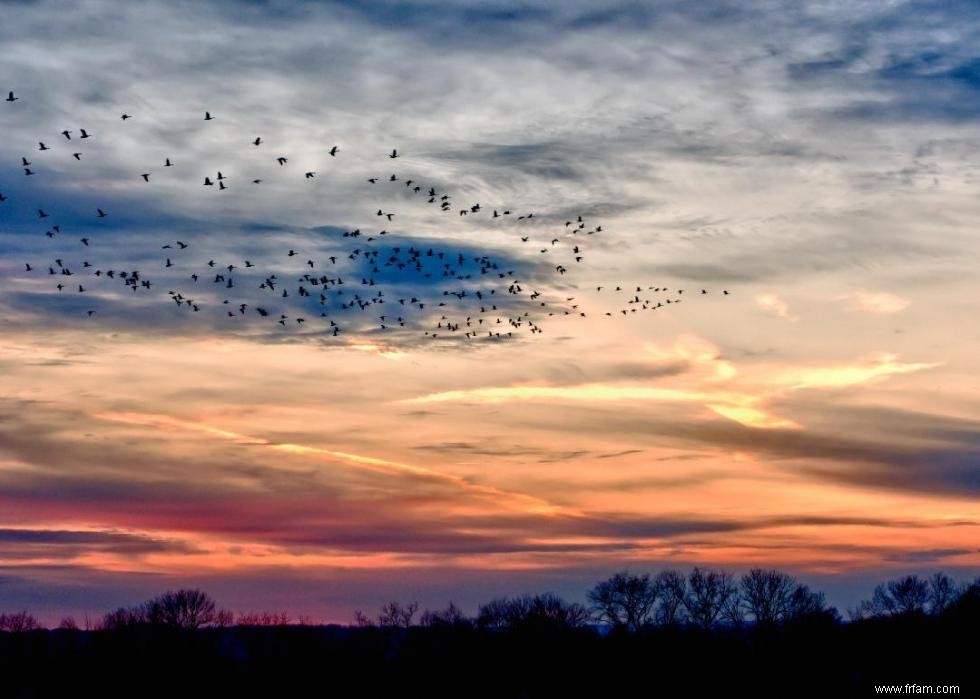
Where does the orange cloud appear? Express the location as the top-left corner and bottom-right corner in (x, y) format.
(775, 353), (939, 390)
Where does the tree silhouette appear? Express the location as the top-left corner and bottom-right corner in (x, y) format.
(786, 584), (831, 621)
(420, 602), (467, 627)
(101, 607), (142, 630)
(741, 569), (797, 625)
(377, 600), (419, 628)
(654, 569), (687, 625)
(477, 594), (589, 630)
(683, 568), (738, 629)
(587, 570), (658, 631)
(142, 589), (220, 629)
(352, 609), (374, 627)
(0, 611), (40, 632)
(928, 572), (958, 614)
(237, 611), (291, 626)
(476, 597), (518, 630)
(862, 575), (930, 617)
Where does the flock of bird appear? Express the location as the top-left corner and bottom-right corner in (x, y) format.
(2, 89), (730, 342)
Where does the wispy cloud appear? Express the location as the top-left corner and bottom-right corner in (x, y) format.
(775, 353), (938, 390)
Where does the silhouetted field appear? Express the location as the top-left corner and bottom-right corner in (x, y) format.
(1, 569), (976, 697)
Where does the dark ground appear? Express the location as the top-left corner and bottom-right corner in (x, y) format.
(1, 604), (976, 698)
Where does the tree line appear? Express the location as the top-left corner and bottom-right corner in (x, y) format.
(1, 567), (976, 632)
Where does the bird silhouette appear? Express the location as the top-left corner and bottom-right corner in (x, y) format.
(1, 98), (730, 342)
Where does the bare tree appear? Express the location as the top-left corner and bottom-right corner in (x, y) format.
(236, 610), (289, 626)
(237, 611), (261, 626)
(58, 616), (79, 630)
(377, 601), (419, 628)
(786, 584), (830, 621)
(101, 606), (142, 630)
(928, 572), (958, 614)
(722, 589), (745, 627)
(142, 589), (219, 629)
(862, 575), (930, 617)
(352, 610), (374, 628)
(420, 602), (467, 627)
(476, 597), (518, 630)
(654, 570), (687, 625)
(683, 568), (738, 629)
(214, 608), (235, 627)
(260, 611), (290, 625)
(587, 571), (658, 631)
(526, 593), (590, 628)
(477, 594), (589, 629)
(740, 569), (797, 625)
(0, 611), (40, 632)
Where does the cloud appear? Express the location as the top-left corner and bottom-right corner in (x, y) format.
(836, 291), (910, 314)
(755, 293), (797, 321)
(706, 404), (800, 430)
(776, 353), (938, 390)
(0, 527), (197, 561)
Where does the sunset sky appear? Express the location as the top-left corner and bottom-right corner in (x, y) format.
(1, 0), (979, 623)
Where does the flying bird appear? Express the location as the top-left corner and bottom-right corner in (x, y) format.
(3, 97), (719, 344)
